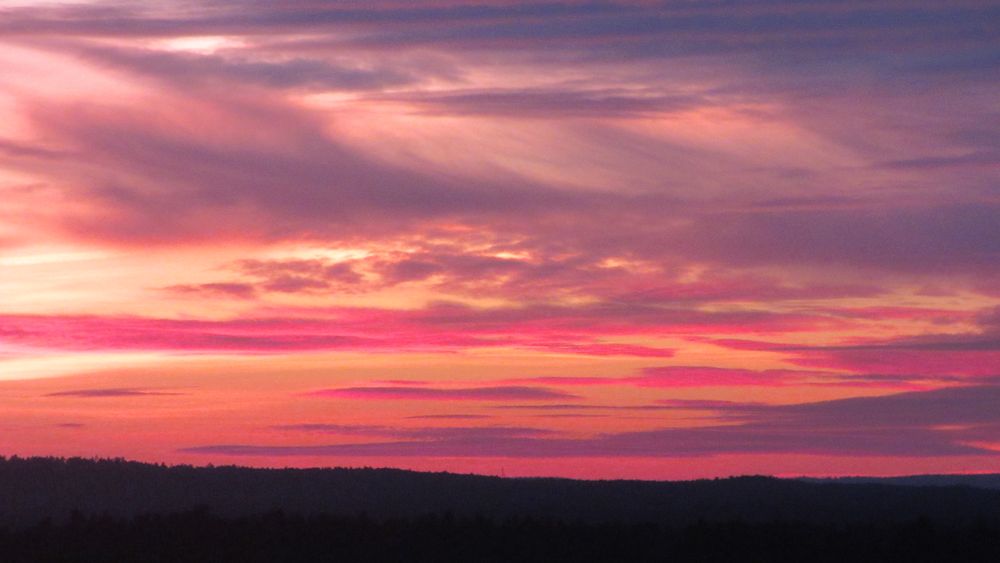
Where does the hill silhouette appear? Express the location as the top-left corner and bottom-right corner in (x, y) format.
(2, 456), (999, 528)
(804, 473), (1000, 489)
(1, 457), (999, 562)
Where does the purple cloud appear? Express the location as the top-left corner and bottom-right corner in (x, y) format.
(507, 366), (924, 390)
(273, 423), (552, 441)
(165, 282), (258, 299)
(185, 385), (1000, 458)
(405, 414), (491, 420)
(374, 88), (708, 119)
(46, 388), (183, 398)
(309, 385), (577, 401)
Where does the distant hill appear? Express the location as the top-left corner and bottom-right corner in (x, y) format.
(802, 474), (1000, 490)
(2, 457), (1000, 529)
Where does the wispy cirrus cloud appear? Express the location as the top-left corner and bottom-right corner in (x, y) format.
(65, 43), (419, 91)
(1, 1), (996, 280)
(372, 88), (710, 119)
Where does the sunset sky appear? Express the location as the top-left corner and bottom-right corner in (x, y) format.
(0, 0), (998, 479)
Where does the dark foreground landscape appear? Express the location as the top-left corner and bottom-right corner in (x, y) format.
(1, 457), (999, 562)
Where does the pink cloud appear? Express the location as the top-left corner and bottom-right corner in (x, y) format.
(0, 314), (383, 353)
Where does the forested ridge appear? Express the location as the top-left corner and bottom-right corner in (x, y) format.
(2, 457), (1000, 526)
(1, 457), (999, 562)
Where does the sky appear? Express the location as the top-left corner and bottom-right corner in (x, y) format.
(0, 0), (998, 480)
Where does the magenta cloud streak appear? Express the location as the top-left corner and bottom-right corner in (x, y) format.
(0, 302), (835, 355)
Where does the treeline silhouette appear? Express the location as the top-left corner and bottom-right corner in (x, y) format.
(1, 457), (998, 561)
(808, 474), (1000, 489)
(2, 509), (998, 563)
(2, 457), (999, 527)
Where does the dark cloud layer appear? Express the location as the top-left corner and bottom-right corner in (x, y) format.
(184, 385), (1000, 458)
(309, 386), (576, 401)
